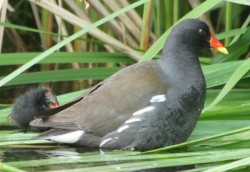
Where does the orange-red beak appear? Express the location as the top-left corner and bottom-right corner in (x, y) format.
(209, 31), (228, 54)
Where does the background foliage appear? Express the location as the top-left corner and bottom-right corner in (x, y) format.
(0, 0), (249, 171)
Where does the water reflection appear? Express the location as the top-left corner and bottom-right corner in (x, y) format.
(2, 147), (98, 162)
(2, 146), (194, 171)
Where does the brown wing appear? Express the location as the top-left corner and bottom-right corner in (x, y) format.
(30, 61), (169, 136)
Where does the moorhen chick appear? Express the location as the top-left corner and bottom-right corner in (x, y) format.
(8, 87), (59, 132)
(30, 19), (228, 151)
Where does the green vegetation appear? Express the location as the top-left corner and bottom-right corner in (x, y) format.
(0, 0), (249, 171)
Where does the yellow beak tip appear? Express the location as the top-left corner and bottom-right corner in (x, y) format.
(217, 47), (228, 54)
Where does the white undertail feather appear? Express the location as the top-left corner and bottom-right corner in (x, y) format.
(46, 130), (84, 144)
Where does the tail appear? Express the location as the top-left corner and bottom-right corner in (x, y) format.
(32, 128), (101, 147)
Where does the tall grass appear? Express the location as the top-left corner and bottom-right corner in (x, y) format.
(0, 0), (250, 171)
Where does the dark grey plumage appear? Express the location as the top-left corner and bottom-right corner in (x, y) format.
(8, 87), (59, 132)
(30, 19), (227, 151)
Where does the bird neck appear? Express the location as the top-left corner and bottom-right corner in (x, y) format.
(158, 39), (205, 87)
(162, 32), (200, 58)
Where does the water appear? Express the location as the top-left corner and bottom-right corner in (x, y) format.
(1, 146), (194, 171)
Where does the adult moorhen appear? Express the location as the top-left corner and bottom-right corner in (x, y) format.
(30, 19), (228, 151)
(8, 87), (59, 132)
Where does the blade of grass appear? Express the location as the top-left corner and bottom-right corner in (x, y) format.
(173, 0), (179, 23)
(0, 22), (109, 46)
(87, 0), (138, 48)
(225, 0), (250, 5)
(216, 27), (248, 40)
(0, 163), (26, 172)
(0, 0), (148, 87)
(0, 140), (53, 146)
(140, 0), (152, 50)
(204, 57), (250, 112)
(225, 1), (233, 46)
(103, 0), (141, 43)
(0, 67), (121, 86)
(0, 21), (58, 36)
(145, 126), (250, 153)
(32, 0), (141, 59)
(30, 149), (250, 172)
(204, 157), (250, 172)
(0, 0), (7, 52)
(5, 149), (250, 170)
(0, 52), (135, 65)
(230, 14), (250, 45)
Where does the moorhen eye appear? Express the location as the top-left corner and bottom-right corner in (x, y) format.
(198, 28), (206, 35)
(45, 99), (52, 105)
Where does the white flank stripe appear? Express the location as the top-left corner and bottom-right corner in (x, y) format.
(100, 138), (113, 147)
(133, 106), (155, 116)
(48, 130), (84, 144)
(150, 95), (166, 103)
(117, 125), (129, 133)
(125, 118), (141, 124)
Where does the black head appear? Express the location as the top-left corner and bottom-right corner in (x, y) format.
(20, 87), (59, 112)
(8, 87), (59, 131)
(37, 88), (59, 110)
(164, 19), (228, 55)
(173, 19), (211, 49)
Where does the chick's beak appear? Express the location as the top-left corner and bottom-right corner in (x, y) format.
(48, 101), (59, 109)
(45, 91), (59, 109)
(209, 31), (228, 54)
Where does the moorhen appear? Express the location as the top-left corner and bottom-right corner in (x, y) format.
(30, 19), (228, 151)
(8, 87), (59, 132)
